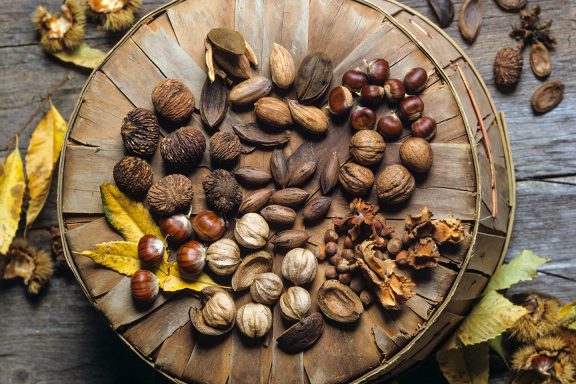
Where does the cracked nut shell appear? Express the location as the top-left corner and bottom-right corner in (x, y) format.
(277, 312), (324, 354)
(147, 174), (194, 216)
(317, 280), (363, 323)
(160, 126), (206, 166)
(190, 286), (236, 336)
(376, 164), (415, 205)
(113, 156), (153, 197)
(152, 79), (195, 124)
(121, 108), (160, 157)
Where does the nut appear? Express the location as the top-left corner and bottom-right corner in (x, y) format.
(200, 75), (228, 129)
(295, 52), (333, 103)
(281, 248), (317, 285)
(254, 97), (293, 128)
(365, 59), (390, 85)
(120, 108), (160, 157)
(260, 205), (297, 226)
(377, 113), (404, 140)
(234, 213), (270, 249)
(287, 100), (329, 135)
(302, 196), (332, 223)
(325, 242), (337, 257)
(339, 162), (374, 196)
(494, 47), (523, 87)
(376, 164), (415, 205)
(207, 27), (246, 55)
(203, 169), (242, 214)
(270, 149), (288, 188)
(350, 107), (376, 131)
(359, 85), (384, 106)
(209, 131), (241, 163)
(398, 95), (424, 122)
(137, 235), (165, 266)
(325, 266), (338, 279)
(328, 86), (354, 116)
(190, 286), (236, 336)
(206, 238), (241, 276)
(234, 166), (272, 186)
(160, 126), (207, 167)
(151, 79), (195, 124)
(270, 43), (295, 89)
(177, 240), (206, 277)
(271, 230), (311, 249)
(191, 210), (226, 242)
(270, 188), (310, 207)
(349, 130), (386, 165)
(250, 272), (283, 305)
(387, 237), (403, 255)
(531, 80), (565, 114)
(130, 269), (159, 304)
(236, 302), (273, 338)
(287, 160), (317, 187)
(400, 137), (433, 173)
(324, 229), (339, 243)
(383, 79), (406, 103)
(231, 250), (273, 291)
(342, 69), (369, 91)
(240, 187), (274, 214)
(279, 286), (311, 321)
(404, 67), (428, 94)
(229, 76), (273, 106)
(317, 280), (363, 323)
(147, 174), (194, 216)
(113, 156), (153, 197)
(277, 313), (324, 354)
(320, 152), (340, 195)
(411, 116), (437, 141)
(159, 214), (193, 244)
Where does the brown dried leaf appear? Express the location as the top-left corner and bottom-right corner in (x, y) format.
(233, 122), (290, 147)
(459, 0), (483, 43)
(432, 217), (467, 244)
(407, 237), (440, 269)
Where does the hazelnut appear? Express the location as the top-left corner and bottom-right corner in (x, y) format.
(383, 79), (406, 103)
(342, 69), (369, 91)
(282, 248), (318, 285)
(411, 116), (437, 141)
(340, 249), (354, 260)
(325, 242), (338, 257)
(359, 85), (384, 106)
(350, 108), (376, 132)
(349, 130), (386, 165)
(365, 59), (390, 85)
(177, 240), (206, 277)
(377, 113), (404, 140)
(339, 162), (374, 196)
(147, 174), (194, 216)
(113, 156), (153, 197)
(160, 126), (206, 167)
(120, 108), (160, 157)
(280, 286), (311, 321)
(343, 235), (353, 249)
(328, 86), (354, 116)
(376, 164), (415, 205)
(234, 213), (269, 249)
(130, 269), (159, 304)
(315, 245), (327, 261)
(398, 95), (424, 122)
(152, 79), (194, 124)
(387, 237), (403, 255)
(206, 238), (241, 276)
(338, 272), (352, 285)
(191, 210), (226, 242)
(324, 229), (339, 244)
(400, 137), (433, 173)
(396, 250), (409, 265)
(159, 214), (193, 244)
(325, 266), (338, 279)
(250, 272), (283, 305)
(329, 255), (343, 266)
(236, 302), (273, 338)
(209, 131), (241, 164)
(349, 277), (366, 293)
(190, 286), (236, 336)
(359, 289), (374, 306)
(404, 67), (428, 94)
(137, 235), (164, 266)
(202, 169), (242, 214)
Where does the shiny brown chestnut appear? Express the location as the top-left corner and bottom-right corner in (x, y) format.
(137, 235), (165, 266)
(328, 86), (354, 116)
(411, 116), (437, 141)
(191, 210), (226, 241)
(342, 69), (369, 91)
(377, 114), (404, 140)
(365, 59), (390, 85)
(404, 67), (428, 94)
(131, 269), (160, 303)
(350, 107), (377, 131)
(177, 240), (206, 276)
(398, 95), (424, 122)
(359, 85), (384, 106)
(160, 214), (192, 244)
(383, 79), (406, 103)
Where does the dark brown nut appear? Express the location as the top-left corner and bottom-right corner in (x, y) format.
(260, 205), (297, 226)
(229, 76), (273, 106)
(234, 166), (272, 186)
(320, 152), (340, 195)
(315, 245), (327, 261)
(530, 42), (552, 79)
(200, 75), (228, 129)
(317, 280), (363, 323)
(340, 249), (353, 261)
(359, 85), (384, 106)
(302, 196), (332, 222)
(270, 149), (289, 188)
(271, 230), (311, 249)
(531, 80), (565, 114)
(338, 272), (352, 285)
(342, 69), (369, 91)
(160, 215), (193, 244)
(255, 97), (293, 128)
(209, 131), (241, 163)
(207, 27), (246, 55)
(396, 250), (409, 265)
(147, 174), (194, 216)
(350, 107), (376, 131)
(494, 47), (523, 87)
(120, 108), (160, 157)
(376, 164), (415, 205)
(377, 113), (404, 140)
(387, 237), (403, 255)
(270, 188), (310, 207)
(239, 187), (274, 214)
(295, 52), (333, 104)
(428, 0), (455, 28)
(404, 67), (428, 94)
(349, 277), (366, 293)
(277, 313), (324, 354)
(339, 162), (374, 196)
(191, 210), (226, 242)
(343, 235), (353, 249)
(383, 79), (406, 103)
(176, 240), (207, 276)
(160, 126), (207, 166)
(328, 86), (354, 116)
(131, 269), (159, 303)
(288, 160), (317, 187)
(325, 266), (338, 279)
(398, 96), (424, 122)
(324, 229), (339, 243)
(203, 169), (242, 214)
(151, 79), (195, 124)
(411, 116), (437, 141)
(365, 59), (390, 85)
(400, 137), (433, 173)
(113, 156), (153, 197)
(349, 130), (386, 166)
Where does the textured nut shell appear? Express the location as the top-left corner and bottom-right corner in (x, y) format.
(229, 76), (273, 106)
(152, 79), (194, 124)
(320, 152), (340, 195)
(206, 239), (241, 276)
(282, 248), (318, 285)
(270, 149), (289, 188)
(113, 156), (153, 197)
(287, 160), (317, 187)
(349, 130), (386, 166)
(338, 163), (375, 196)
(250, 272), (283, 305)
(376, 164), (415, 205)
(203, 169), (242, 214)
(210, 131), (241, 163)
(260, 205), (297, 226)
(280, 286), (311, 321)
(190, 287), (235, 336)
(494, 48), (523, 86)
(254, 97), (294, 128)
(234, 166), (272, 186)
(277, 313), (324, 354)
(160, 126), (206, 166)
(231, 250), (273, 291)
(236, 302), (273, 338)
(234, 213), (270, 249)
(270, 188), (309, 207)
(147, 174), (194, 216)
(530, 42), (552, 79)
(287, 100), (329, 135)
(271, 230), (311, 249)
(531, 80), (565, 114)
(317, 280), (363, 323)
(270, 43), (295, 89)
(400, 137), (433, 173)
(200, 75), (229, 128)
(302, 196), (332, 222)
(239, 187), (274, 214)
(120, 108), (160, 157)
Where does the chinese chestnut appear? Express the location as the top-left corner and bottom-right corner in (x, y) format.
(176, 240), (206, 277)
(404, 67), (428, 94)
(359, 85), (384, 106)
(191, 210), (225, 242)
(159, 214), (192, 244)
(342, 69), (369, 91)
(398, 95), (424, 122)
(411, 116), (437, 141)
(328, 86), (354, 116)
(383, 79), (406, 103)
(137, 235), (164, 266)
(206, 238), (241, 276)
(130, 269), (159, 304)
(377, 113), (404, 140)
(365, 58), (390, 85)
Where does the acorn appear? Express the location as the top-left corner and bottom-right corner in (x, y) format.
(131, 269), (160, 304)
(177, 240), (207, 277)
(411, 116), (437, 141)
(342, 69), (369, 91)
(377, 114), (404, 140)
(350, 107), (377, 131)
(383, 79), (406, 103)
(398, 95), (424, 122)
(191, 210), (226, 242)
(137, 235), (165, 266)
(404, 67), (428, 94)
(365, 59), (390, 85)
(328, 86), (354, 116)
(159, 214), (193, 244)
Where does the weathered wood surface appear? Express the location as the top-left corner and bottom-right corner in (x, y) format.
(0, 0), (574, 384)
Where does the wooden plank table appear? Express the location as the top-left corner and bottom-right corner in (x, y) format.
(0, 0), (574, 383)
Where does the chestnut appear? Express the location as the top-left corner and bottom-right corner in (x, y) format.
(383, 79), (405, 103)
(342, 69), (368, 91)
(404, 67), (428, 94)
(137, 235), (165, 266)
(350, 107), (376, 131)
(411, 116), (437, 141)
(365, 58), (390, 85)
(177, 240), (206, 276)
(131, 269), (159, 304)
(377, 113), (404, 140)
(191, 210), (225, 241)
(160, 214), (192, 244)
(398, 95), (424, 122)
(359, 85), (384, 106)
(328, 86), (354, 116)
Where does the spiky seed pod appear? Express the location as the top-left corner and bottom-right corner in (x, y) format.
(202, 169), (242, 214)
(509, 292), (561, 343)
(33, 0), (86, 53)
(86, 0), (142, 32)
(512, 336), (575, 383)
(2, 239), (54, 295)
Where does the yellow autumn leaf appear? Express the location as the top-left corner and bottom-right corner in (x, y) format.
(484, 250), (549, 292)
(25, 101), (67, 228)
(50, 43), (107, 69)
(81, 241), (141, 276)
(159, 261), (219, 292)
(437, 342), (489, 384)
(0, 138), (26, 254)
(100, 182), (163, 242)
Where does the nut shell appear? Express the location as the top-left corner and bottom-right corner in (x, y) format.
(376, 164), (415, 205)
(206, 238), (241, 276)
(236, 302), (273, 338)
(121, 108), (160, 157)
(231, 250), (274, 291)
(209, 131), (241, 163)
(282, 248), (318, 285)
(254, 97), (293, 128)
(147, 174), (194, 216)
(190, 286), (236, 336)
(152, 79), (195, 124)
(234, 213), (270, 249)
(250, 272), (283, 305)
(339, 163), (374, 196)
(202, 169), (242, 214)
(317, 280), (363, 323)
(270, 43), (295, 89)
(400, 137), (433, 173)
(277, 313), (324, 354)
(113, 156), (153, 197)
(349, 130), (386, 165)
(160, 126), (206, 166)
(494, 47), (523, 87)
(280, 286), (311, 321)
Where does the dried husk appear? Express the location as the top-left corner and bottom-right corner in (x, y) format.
(207, 28), (246, 56)
(270, 43), (295, 89)
(190, 287), (236, 336)
(200, 75), (228, 129)
(269, 188), (310, 207)
(459, 0), (483, 43)
(428, 0), (455, 28)
(244, 41), (258, 67)
(321, 152), (340, 195)
(287, 160), (317, 187)
(317, 280), (363, 323)
(407, 237), (441, 269)
(229, 76), (272, 106)
(260, 205), (297, 226)
(271, 230), (311, 249)
(495, 0), (527, 11)
(239, 187), (274, 214)
(302, 196), (332, 222)
(234, 166), (272, 187)
(231, 250), (273, 291)
(531, 80), (564, 114)
(287, 100), (329, 135)
(530, 42), (552, 78)
(295, 52), (333, 104)
(277, 313), (324, 354)
(233, 122), (290, 148)
(432, 217), (467, 244)
(270, 149), (289, 188)
(254, 97), (294, 128)
(213, 50), (252, 79)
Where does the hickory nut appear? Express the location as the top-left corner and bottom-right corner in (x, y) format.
(376, 164), (415, 205)
(250, 272), (283, 305)
(236, 302), (273, 338)
(229, 76), (273, 106)
(282, 248), (318, 285)
(255, 97), (293, 128)
(280, 286), (311, 322)
(270, 43), (295, 89)
(190, 286), (236, 336)
(152, 79), (195, 124)
(287, 100), (329, 135)
(206, 238), (241, 276)
(339, 162), (375, 196)
(234, 213), (270, 249)
(349, 130), (386, 166)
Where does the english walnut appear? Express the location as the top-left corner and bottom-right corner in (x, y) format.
(120, 108), (160, 157)
(202, 169), (242, 214)
(349, 130), (386, 166)
(209, 131), (241, 163)
(160, 126), (206, 167)
(376, 164), (415, 205)
(399, 137), (433, 173)
(339, 162), (374, 196)
(151, 79), (195, 124)
(113, 156), (153, 197)
(147, 174), (194, 216)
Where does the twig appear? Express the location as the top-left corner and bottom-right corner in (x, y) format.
(457, 65), (497, 218)
(2, 74), (71, 152)
(409, 19), (433, 39)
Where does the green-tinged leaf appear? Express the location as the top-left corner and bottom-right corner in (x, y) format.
(50, 43), (106, 69)
(0, 138), (26, 254)
(559, 301), (576, 324)
(569, 322), (576, 331)
(25, 102), (67, 227)
(437, 342), (489, 384)
(489, 335), (510, 368)
(485, 250), (549, 292)
(81, 241), (140, 276)
(458, 291), (528, 346)
(159, 261), (219, 292)
(100, 182), (163, 242)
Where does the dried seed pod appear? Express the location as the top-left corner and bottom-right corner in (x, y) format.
(280, 286), (311, 321)
(250, 272), (283, 305)
(234, 166), (272, 187)
(328, 86), (354, 116)
(202, 169), (242, 214)
(213, 50), (252, 80)
(234, 213), (270, 249)
(206, 238), (241, 276)
(321, 152), (340, 195)
(200, 75), (228, 129)
(400, 137), (433, 173)
(260, 205), (297, 226)
(339, 163), (375, 196)
(270, 43), (296, 89)
(287, 160), (317, 187)
(282, 248), (318, 285)
(254, 97), (293, 128)
(209, 131), (241, 164)
(236, 302), (273, 338)
(277, 312), (324, 354)
(428, 0), (455, 28)
(160, 126), (207, 167)
(270, 188), (310, 207)
(376, 164), (415, 205)
(147, 174), (194, 216)
(231, 250), (273, 291)
(494, 48), (523, 87)
(207, 27), (246, 56)
(530, 42), (552, 78)
(459, 0), (483, 43)
(33, 0), (86, 53)
(271, 230), (311, 249)
(495, 0), (527, 11)
(152, 79), (195, 124)
(349, 130), (386, 166)
(295, 52), (334, 103)
(113, 156), (153, 197)
(229, 76), (273, 106)
(239, 187), (274, 214)
(531, 81), (564, 114)
(287, 100), (329, 135)
(233, 122), (290, 148)
(317, 280), (363, 323)
(190, 286), (236, 336)
(302, 196), (332, 223)
(270, 149), (289, 188)
(120, 108), (160, 157)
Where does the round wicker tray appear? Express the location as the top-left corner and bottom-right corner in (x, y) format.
(57, 0), (515, 383)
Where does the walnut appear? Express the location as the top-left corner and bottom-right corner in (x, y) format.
(160, 126), (206, 167)
(113, 156), (153, 197)
(209, 131), (241, 163)
(406, 237), (440, 269)
(147, 174), (194, 216)
(202, 169), (242, 214)
(349, 130), (386, 166)
(151, 79), (195, 124)
(120, 108), (160, 157)
(338, 163), (374, 196)
(399, 137), (433, 174)
(494, 48), (523, 87)
(376, 164), (415, 205)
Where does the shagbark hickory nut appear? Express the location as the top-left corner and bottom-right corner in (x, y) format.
(400, 137), (433, 173)
(328, 86), (354, 116)
(350, 107), (377, 131)
(234, 213), (269, 249)
(120, 108), (160, 157)
(177, 240), (206, 277)
(383, 79), (406, 103)
(398, 96), (425, 122)
(365, 58), (390, 85)
(236, 302), (273, 338)
(137, 235), (165, 266)
(339, 162), (374, 196)
(202, 169), (242, 214)
(342, 69), (369, 91)
(147, 174), (194, 216)
(280, 286), (311, 321)
(359, 85), (385, 106)
(282, 248), (318, 285)
(376, 164), (415, 205)
(191, 210), (226, 242)
(190, 287), (236, 336)
(349, 130), (386, 166)
(152, 79), (195, 124)
(404, 67), (428, 94)
(411, 116), (437, 141)
(130, 269), (159, 304)
(160, 126), (206, 166)
(113, 156), (153, 197)
(206, 238), (241, 276)
(159, 214), (193, 244)
(377, 113), (404, 140)
(209, 131), (241, 163)
(250, 272), (283, 305)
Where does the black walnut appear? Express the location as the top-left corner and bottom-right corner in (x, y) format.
(113, 156), (153, 197)
(147, 174), (194, 216)
(152, 79), (195, 124)
(120, 108), (160, 157)
(203, 169), (242, 214)
(209, 131), (241, 164)
(160, 126), (207, 166)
